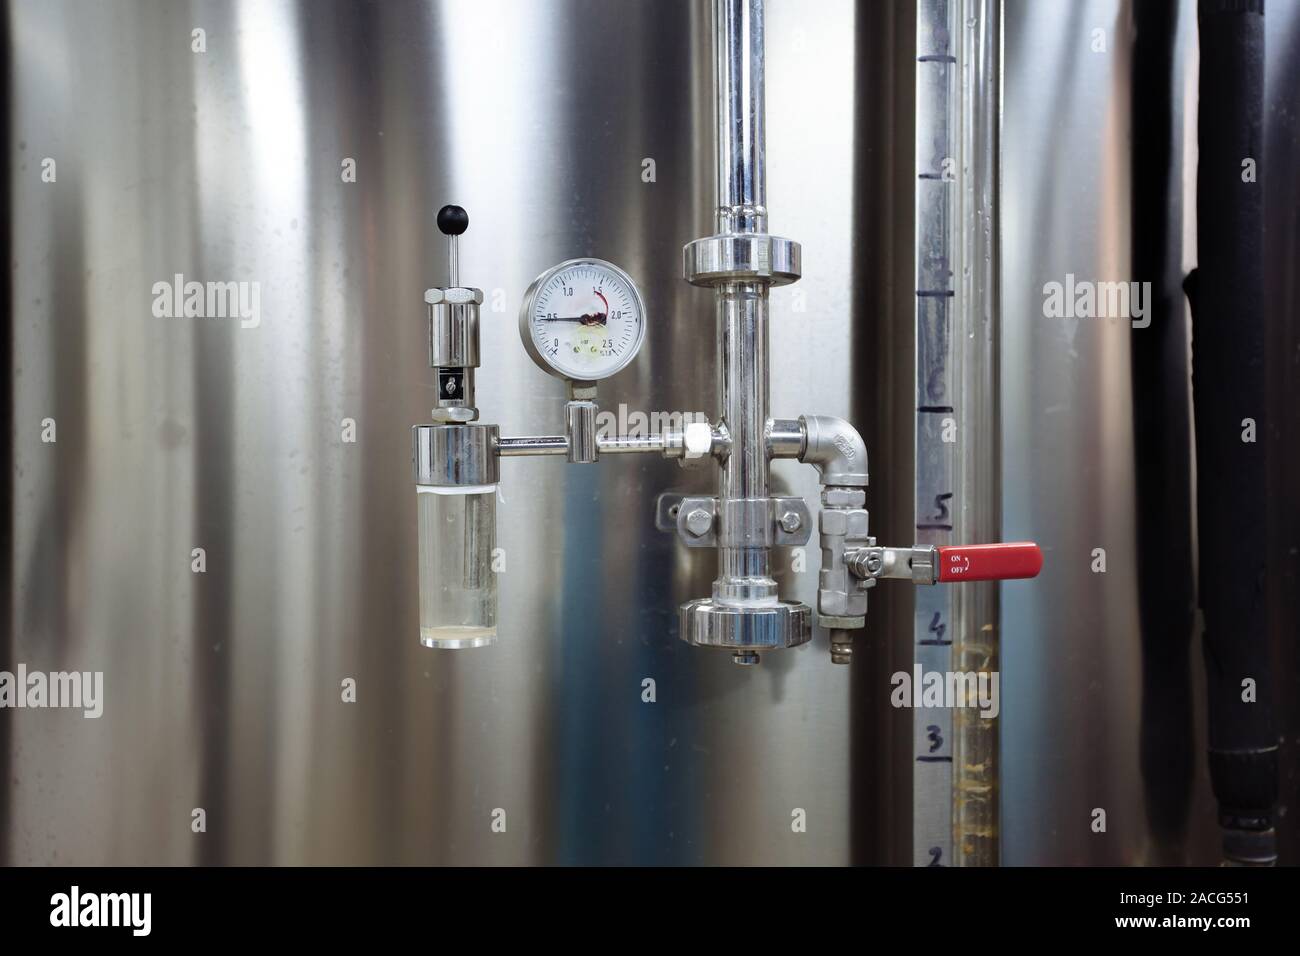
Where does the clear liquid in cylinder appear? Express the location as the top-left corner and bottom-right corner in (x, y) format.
(417, 485), (497, 648)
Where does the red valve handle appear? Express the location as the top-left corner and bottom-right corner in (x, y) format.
(937, 542), (1042, 582)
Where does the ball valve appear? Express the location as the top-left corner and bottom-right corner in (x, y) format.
(845, 542), (1044, 584)
(784, 414), (1043, 665)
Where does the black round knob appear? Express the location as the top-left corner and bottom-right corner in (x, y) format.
(436, 204), (469, 236)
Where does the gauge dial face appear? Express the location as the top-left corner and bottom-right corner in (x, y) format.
(519, 258), (646, 382)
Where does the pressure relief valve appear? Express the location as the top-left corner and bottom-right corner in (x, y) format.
(412, 205), (500, 649)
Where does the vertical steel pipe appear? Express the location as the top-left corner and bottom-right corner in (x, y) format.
(680, 0), (808, 658)
(714, 0), (776, 605)
(716, 280), (774, 600)
(714, 0), (767, 234)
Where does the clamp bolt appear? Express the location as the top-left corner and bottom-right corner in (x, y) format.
(779, 510), (802, 534)
(685, 508), (713, 538)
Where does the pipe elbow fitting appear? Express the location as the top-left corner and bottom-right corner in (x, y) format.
(799, 415), (868, 488)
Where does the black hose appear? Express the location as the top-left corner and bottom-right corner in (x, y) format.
(1130, 0), (1197, 862)
(1186, 0), (1276, 865)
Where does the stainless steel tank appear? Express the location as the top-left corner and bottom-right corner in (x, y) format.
(999, 0), (1299, 865)
(998, 0), (1218, 866)
(2, 0), (879, 865)
(4, 0), (1296, 867)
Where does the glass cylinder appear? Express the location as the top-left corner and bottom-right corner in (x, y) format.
(417, 484), (497, 648)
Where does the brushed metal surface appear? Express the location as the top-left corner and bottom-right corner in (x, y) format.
(2, 0), (869, 864)
(998, 0), (1223, 865)
(14, 0), (1290, 869)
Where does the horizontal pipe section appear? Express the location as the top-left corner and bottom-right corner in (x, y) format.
(766, 417), (805, 458)
(496, 436), (568, 457)
(496, 433), (684, 457)
(599, 435), (666, 454)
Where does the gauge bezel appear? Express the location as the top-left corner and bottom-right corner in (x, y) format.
(518, 257), (647, 383)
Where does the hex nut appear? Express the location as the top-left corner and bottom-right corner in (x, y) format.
(424, 287), (485, 305)
(821, 510), (849, 535)
(821, 487), (866, 509)
(683, 422), (713, 459)
(431, 405), (478, 423)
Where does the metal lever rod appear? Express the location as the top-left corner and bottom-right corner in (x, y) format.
(437, 204), (469, 286)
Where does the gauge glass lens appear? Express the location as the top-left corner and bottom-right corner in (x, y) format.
(524, 260), (644, 381)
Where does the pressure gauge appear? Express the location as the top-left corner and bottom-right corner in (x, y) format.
(519, 258), (647, 383)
